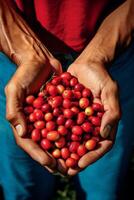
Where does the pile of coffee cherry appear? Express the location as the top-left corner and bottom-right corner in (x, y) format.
(24, 72), (104, 168)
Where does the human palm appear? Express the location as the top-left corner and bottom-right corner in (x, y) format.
(67, 62), (120, 175)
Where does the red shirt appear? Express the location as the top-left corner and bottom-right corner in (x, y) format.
(15, 0), (123, 53)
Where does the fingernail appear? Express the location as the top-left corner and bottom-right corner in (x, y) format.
(100, 125), (112, 138)
(15, 124), (23, 137)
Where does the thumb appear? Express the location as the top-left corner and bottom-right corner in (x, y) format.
(14, 113), (27, 137)
(5, 83), (27, 137)
(100, 85), (121, 139)
(100, 111), (116, 139)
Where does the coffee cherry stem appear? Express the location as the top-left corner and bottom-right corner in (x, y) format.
(40, 72), (56, 93)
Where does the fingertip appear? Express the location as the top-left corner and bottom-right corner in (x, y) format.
(78, 158), (87, 169)
(57, 159), (68, 175)
(67, 167), (80, 176)
(78, 140), (113, 169)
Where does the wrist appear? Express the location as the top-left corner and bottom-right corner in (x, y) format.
(75, 24), (117, 66)
(74, 35), (114, 67)
(76, 1), (134, 67)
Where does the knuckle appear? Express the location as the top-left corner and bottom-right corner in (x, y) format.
(6, 112), (16, 123)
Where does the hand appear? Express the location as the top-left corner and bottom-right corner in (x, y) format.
(1, 0), (67, 175)
(67, 61), (120, 176)
(5, 52), (69, 174)
(65, 0), (134, 175)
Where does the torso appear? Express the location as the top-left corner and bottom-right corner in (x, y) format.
(15, 0), (124, 53)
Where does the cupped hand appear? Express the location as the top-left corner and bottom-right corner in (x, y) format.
(67, 61), (121, 175)
(4, 50), (69, 175)
(1, 0), (68, 175)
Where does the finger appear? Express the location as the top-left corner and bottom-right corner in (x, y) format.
(57, 158), (68, 175)
(100, 82), (121, 138)
(67, 166), (81, 176)
(44, 156), (68, 176)
(45, 151), (58, 173)
(12, 125), (56, 169)
(78, 140), (113, 169)
(14, 113), (27, 137)
(5, 84), (27, 137)
(45, 166), (56, 174)
(68, 126), (115, 176)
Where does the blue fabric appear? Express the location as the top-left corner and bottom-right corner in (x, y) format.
(0, 40), (134, 200)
